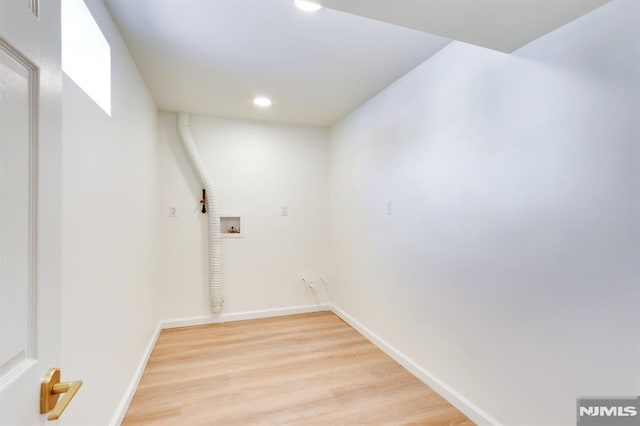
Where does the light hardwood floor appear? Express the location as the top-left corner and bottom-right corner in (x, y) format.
(123, 312), (473, 425)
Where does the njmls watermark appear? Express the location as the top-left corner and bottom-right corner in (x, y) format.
(577, 396), (640, 425)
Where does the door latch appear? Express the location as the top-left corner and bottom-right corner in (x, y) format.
(40, 368), (83, 421)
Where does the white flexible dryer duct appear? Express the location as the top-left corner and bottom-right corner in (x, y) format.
(177, 112), (223, 312)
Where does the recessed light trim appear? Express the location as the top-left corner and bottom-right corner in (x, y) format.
(253, 97), (272, 107)
(294, 0), (323, 12)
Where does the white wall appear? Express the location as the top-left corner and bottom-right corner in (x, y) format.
(328, 0), (640, 424)
(157, 113), (329, 319)
(60, 1), (160, 424)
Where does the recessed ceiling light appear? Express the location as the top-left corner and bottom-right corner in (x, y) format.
(253, 97), (272, 107)
(294, 0), (323, 12)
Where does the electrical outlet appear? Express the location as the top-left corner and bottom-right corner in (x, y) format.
(281, 206), (289, 216)
(386, 200), (392, 215)
(169, 206), (177, 217)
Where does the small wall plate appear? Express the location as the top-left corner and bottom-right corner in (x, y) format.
(221, 215), (243, 238)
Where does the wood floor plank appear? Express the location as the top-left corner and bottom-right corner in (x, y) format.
(122, 312), (474, 425)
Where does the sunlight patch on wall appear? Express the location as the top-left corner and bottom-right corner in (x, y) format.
(62, 0), (111, 115)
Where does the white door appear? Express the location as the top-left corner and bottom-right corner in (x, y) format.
(0, 0), (63, 424)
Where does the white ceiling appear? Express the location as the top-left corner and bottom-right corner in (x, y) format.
(320, 0), (612, 53)
(106, 0), (612, 126)
(105, 0), (451, 126)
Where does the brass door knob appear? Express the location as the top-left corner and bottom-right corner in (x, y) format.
(40, 368), (83, 421)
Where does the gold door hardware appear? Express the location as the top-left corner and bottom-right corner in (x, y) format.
(40, 368), (83, 421)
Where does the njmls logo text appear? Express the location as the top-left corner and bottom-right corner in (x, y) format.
(579, 406), (638, 417)
(577, 396), (640, 425)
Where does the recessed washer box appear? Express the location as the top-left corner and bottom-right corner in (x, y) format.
(220, 216), (242, 238)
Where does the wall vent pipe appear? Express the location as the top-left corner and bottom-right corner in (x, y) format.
(177, 112), (223, 312)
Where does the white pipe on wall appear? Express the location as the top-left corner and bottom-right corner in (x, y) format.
(177, 112), (223, 312)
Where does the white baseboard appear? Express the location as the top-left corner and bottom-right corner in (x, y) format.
(329, 303), (501, 426)
(109, 322), (161, 426)
(160, 303), (331, 329)
(111, 302), (497, 426)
